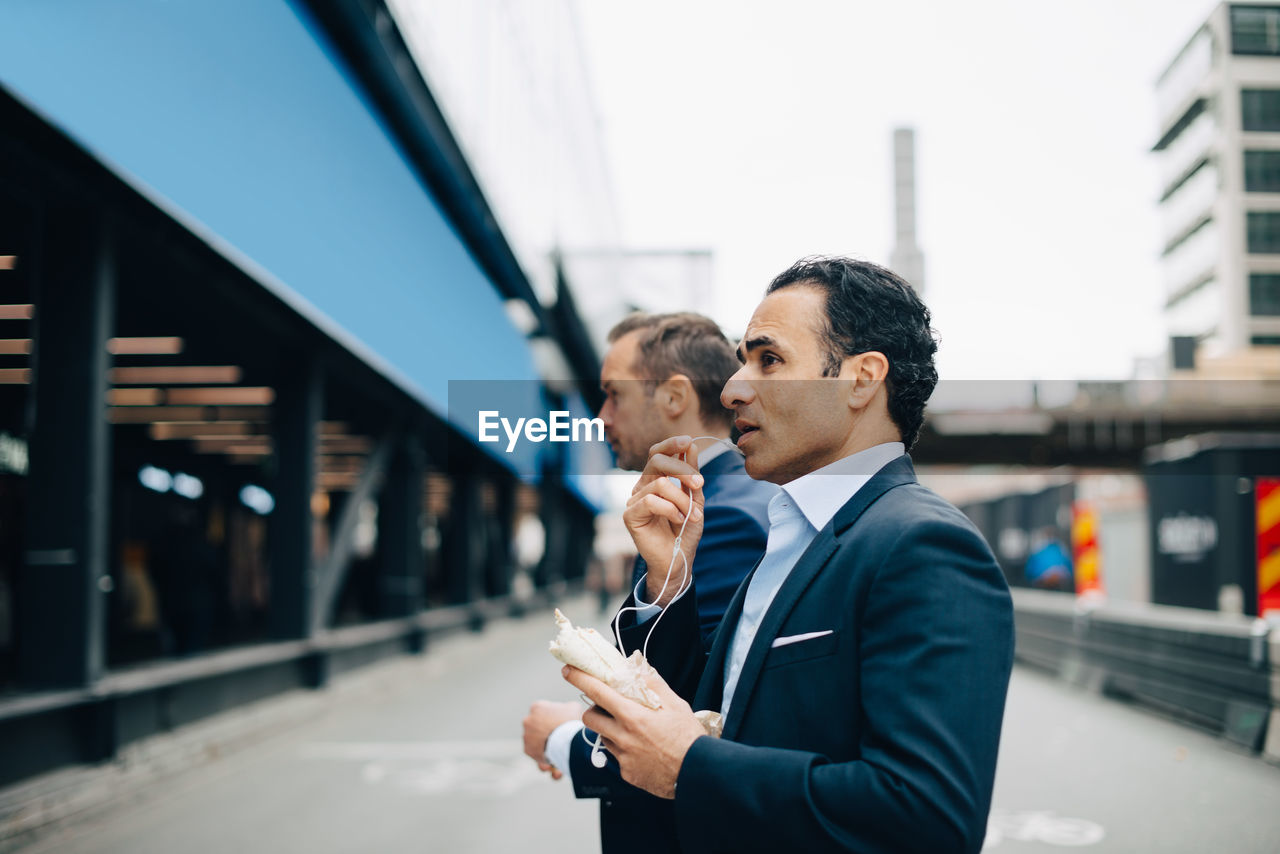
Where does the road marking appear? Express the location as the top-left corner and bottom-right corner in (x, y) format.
(299, 740), (548, 796)
(299, 740), (523, 760)
(984, 810), (1106, 848)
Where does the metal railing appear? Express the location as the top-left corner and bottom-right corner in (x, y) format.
(1011, 589), (1275, 757)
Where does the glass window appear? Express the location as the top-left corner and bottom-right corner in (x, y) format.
(1250, 273), (1280, 315)
(1246, 151), (1280, 192)
(1247, 212), (1280, 252)
(1242, 89), (1280, 131)
(1232, 6), (1280, 55)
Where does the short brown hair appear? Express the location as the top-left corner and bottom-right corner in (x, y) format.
(607, 312), (737, 428)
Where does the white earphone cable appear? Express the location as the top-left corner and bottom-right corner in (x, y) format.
(581, 435), (743, 767)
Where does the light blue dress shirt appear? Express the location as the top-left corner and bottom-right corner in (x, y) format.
(720, 492), (813, 715)
(720, 441), (905, 716)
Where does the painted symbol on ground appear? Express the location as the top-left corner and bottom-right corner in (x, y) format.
(984, 810), (1106, 848)
(299, 740), (548, 796)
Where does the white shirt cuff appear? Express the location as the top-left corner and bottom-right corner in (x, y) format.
(545, 720), (581, 776)
(631, 572), (691, 624)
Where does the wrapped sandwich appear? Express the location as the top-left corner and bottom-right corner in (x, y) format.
(548, 609), (662, 709)
(548, 609), (723, 737)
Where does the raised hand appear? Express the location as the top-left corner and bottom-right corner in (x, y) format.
(561, 664), (705, 800)
(623, 435), (705, 607)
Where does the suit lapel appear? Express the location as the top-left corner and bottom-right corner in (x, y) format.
(719, 455), (918, 740)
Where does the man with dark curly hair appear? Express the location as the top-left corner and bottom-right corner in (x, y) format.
(563, 256), (1015, 854)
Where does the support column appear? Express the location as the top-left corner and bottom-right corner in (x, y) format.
(565, 500), (595, 583)
(444, 475), (484, 605)
(19, 210), (114, 688)
(269, 361), (322, 639)
(378, 438), (425, 618)
(536, 479), (568, 591)
(312, 432), (393, 632)
(483, 477), (516, 598)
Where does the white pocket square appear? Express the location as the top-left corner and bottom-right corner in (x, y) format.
(770, 629), (834, 649)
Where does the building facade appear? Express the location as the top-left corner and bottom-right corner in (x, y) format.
(1155, 2), (1280, 366)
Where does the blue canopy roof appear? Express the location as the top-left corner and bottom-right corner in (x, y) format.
(0, 0), (543, 474)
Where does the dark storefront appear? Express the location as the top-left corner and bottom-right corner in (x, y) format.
(0, 0), (603, 789)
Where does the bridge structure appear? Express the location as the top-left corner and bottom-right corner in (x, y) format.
(914, 379), (1280, 468)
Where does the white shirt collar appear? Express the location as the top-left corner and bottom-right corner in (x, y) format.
(781, 442), (905, 532)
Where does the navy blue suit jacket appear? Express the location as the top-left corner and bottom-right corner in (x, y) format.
(617, 455), (1015, 854)
(568, 449), (773, 852)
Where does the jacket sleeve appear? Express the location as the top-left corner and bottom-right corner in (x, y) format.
(671, 517), (1015, 854)
(567, 723), (624, 799)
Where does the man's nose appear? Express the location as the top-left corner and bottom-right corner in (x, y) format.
(721, 368), (754, 409)
(598, 400), (614, 427)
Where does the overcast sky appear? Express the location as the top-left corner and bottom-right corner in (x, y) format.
(575, 0), (1219, 381)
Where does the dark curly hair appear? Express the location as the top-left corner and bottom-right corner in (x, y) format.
(766, 256), (939, 450)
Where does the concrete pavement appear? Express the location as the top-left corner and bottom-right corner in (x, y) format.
(10, 594), (1280, 853)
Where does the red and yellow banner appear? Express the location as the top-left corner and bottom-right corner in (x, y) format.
(1257, 478), (1280, 617)
(1072, 501), (1105, 600)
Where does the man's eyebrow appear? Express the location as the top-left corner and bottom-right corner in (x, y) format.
(737, 335), (777, 362)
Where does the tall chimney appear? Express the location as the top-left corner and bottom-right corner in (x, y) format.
(890, 127), (925, 294)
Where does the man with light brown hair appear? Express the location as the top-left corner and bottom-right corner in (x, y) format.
(522, 312), (774, 854)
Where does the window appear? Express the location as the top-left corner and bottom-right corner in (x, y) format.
(1246, 151), (1280, 191)
(1232, 6), (1280, 55)
(1242, 89), (1280, 131)
(1252, 335), (1280, 345)
(1251, 273), (1280, 314)
(1247, 212), (1280, 252)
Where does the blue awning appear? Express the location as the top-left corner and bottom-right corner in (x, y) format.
(0, 0), (541, 474)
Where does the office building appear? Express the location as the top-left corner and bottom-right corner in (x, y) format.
(1154, 2), (1280, 369)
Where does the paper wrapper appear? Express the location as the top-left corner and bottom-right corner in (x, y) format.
(549, 609), (662, 709)
(693, 710), (723, 738)
(548, 609), (723, 736)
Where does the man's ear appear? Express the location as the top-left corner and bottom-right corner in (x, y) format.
(657, 374), (695, 419)
(845, 351), (889, 410)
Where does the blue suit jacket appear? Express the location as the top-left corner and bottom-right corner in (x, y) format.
(618, 455), (1015, 854)
(568, 449), (774, 852)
